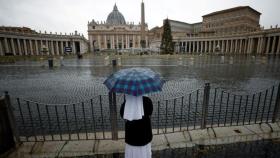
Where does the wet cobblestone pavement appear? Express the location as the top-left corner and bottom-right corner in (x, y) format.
(1, 55), (279, 103)
(1, 55), (280, 138)
(153, 139), (280, 158)
(73, 139), (280, 158)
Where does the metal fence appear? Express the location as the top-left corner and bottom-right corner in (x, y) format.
(5, 83), (280, 142)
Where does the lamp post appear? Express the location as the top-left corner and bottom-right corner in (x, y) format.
(41, 45), (53, 68)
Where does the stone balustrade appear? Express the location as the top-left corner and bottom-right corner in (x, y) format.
(0, 30), (88, 56)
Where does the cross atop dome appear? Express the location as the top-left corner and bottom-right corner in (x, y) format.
(113, 3), (118, 11)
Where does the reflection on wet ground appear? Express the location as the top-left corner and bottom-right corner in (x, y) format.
(1, 55), (280, 157)
(76, 139), (280, 158)
(152, 139), (280, 158)
(0, 55), (279, 103)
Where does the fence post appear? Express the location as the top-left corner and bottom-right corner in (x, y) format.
(109, 92), (118, 140)
(0, 93), (15, 154)
(201, 83), (210, 129)
(4, 92), (20, 143)
(272, 83), (280, 123)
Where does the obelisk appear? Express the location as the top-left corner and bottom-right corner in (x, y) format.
(140, 0), (146, 48)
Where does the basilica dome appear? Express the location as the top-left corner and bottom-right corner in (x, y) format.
(106, 4), (126, 25)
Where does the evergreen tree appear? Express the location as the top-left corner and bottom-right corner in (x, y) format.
(160, 19), (174, 54)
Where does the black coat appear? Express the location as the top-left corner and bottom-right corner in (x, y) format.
(120, 96), (153, 146)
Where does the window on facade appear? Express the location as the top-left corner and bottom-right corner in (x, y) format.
(92, 26), (95, 29)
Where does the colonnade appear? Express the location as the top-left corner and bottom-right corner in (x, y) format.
(0, 33), (88, 56)
(175, 33), (280, 55)
(89, 34), (148, 51)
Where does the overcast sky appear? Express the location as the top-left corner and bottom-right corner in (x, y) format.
(0, 0), (280, 38)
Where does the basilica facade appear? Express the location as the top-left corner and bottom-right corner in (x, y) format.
(87, 3), (148, 52)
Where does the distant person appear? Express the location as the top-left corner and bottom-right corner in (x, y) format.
(60, 55), (64, 66)
(120, 94), (153, 158)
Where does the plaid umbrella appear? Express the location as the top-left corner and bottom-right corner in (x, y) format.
(103, 67), (164, 96)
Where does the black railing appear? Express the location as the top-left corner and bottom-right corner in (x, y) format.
(6, 83), (280, 142)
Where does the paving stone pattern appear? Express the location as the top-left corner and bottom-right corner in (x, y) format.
(0, 55), (280, 140)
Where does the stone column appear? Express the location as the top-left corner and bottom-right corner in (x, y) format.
(235, 39), (239, 54)
(188, 41), (191, 53)
(201, 41), (204, 53)
(187, 41), (190, 53)
(51, 40), (55, 55)
(271, 36), (276, 54)
(230, 40), (234, 53)
(204, 41), (207, 53)
(4, 38), (9, 54)
(193, 41), (195, 53)
(208, 41), (211, 53)
(238, 39), (242, 54)
(23, 39), (27, 55)
(60, 41), (64, 55)
(206, 41), (209, 53)
(116, 35), (119, 49)
(35, 40), (40, 55)
(213, 40), (216, 52)
(203, 41), (205, 53)
(126, 35), (129, 49)
(138, 36), (141, 48)
(260, 37), (265, 55)
(104, 35), (107, 49)
(198, 41), (200, 53)
(201, 41), (203, 53)
(221, 40), (224, 53)
(56, 41), (59, 55)
(112, 35), (115, 49)
(196, 41), (199, 53)
(124, 35), (127, 49)
(226, 39), (229, 53)
(234, 39), (238, 53)
(250, 38), (254, 54)
(248, 38), (252, 54)
(29, 40), (33, 55)
(256, 37), (261, 54)
(72, 41), (76, 55)
(10, 39), (16, 55)
(191, 41), (194, 53)
(276, 36), (280, 54)
(40, 40), (43, 55)
(266, 37), (271, 54)
(17, 39), (22, 55)
(239, 39), (242, 54)
(186, 41), (189, 53)
(243, 39), (247, 54)
(89, 36), (93, 52)
(98, 35), (101, 49)
(131, 35), (134, 48)
(0, 40), (3, 56)
(110, 35), (113, 49)
(257, 37), (261, 54)
(215, 40), (218, 52)
(198, 41), (201, 53)
(122, 35), (124, 49)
